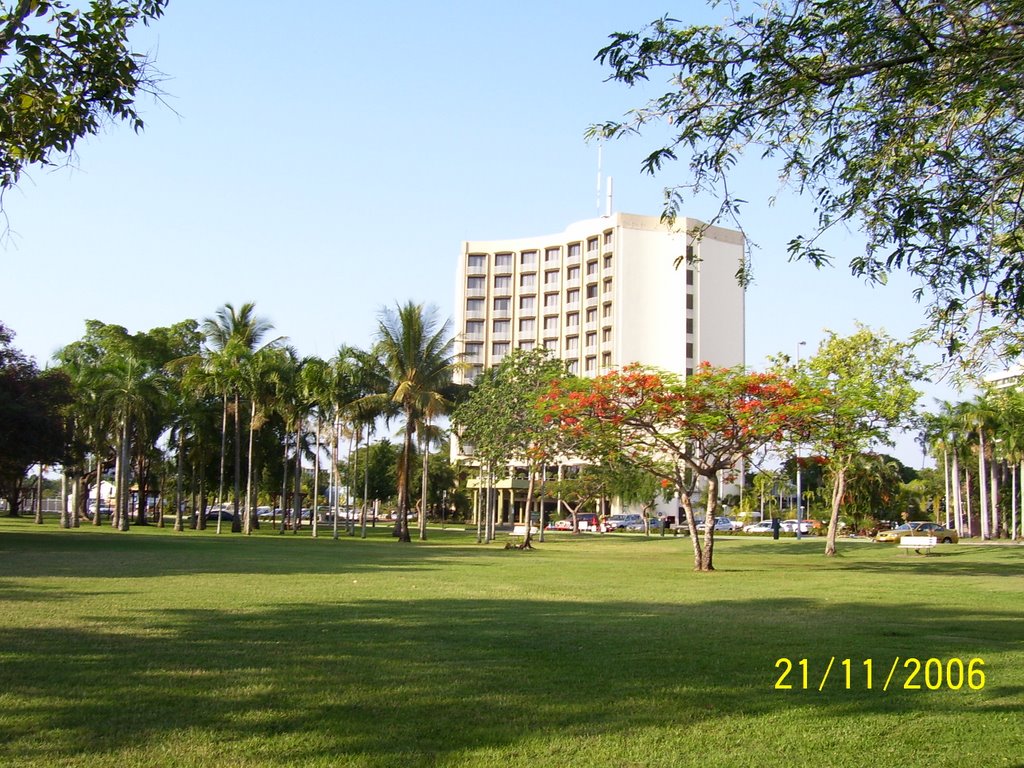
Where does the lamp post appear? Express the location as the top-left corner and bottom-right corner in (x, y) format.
(795, 341), (807, 540)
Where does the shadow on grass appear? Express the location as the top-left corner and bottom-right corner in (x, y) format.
(0, 591), (1021, 766)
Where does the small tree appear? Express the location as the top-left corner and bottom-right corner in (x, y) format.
(542, 364), (814, 571)
(452, 349), (567, 548)
(783, 325), (924, 555)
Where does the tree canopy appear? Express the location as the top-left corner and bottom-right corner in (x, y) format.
(0, 0), (167, 207)
(593, 0), (1024, 363)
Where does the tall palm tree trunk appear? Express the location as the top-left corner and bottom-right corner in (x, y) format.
(243, 399), (257, 535)
(232, 392), (243, 533)
(978, 429), (990, 539)
(419, 424), (429, 541)
(215, 393), (227, 533)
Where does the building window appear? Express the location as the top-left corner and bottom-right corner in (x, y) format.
(467, 276), (485, 291)
(586, 284), (598, 299)
(585, 356), (596, 372)
(603, 254), (612, 269)
(545, 247), (560, 262)
(519, 318), (535, 334)
(567, 359), (579, 374)
(465, 343), (483, 361)
(586, 307), (597, 324)
(687, 342), (694, 359)
(493, 297), (511, 312)
(603, 278), (613, 294)
(586, 260), (598, 276)
(602, 327), (612, 343)
(520, 273), (536, 289)
(544, 292), (559, 308)
(493, 319), (510, 335)
(585, 332), (596, 348)
(568, 243), (581, 258)
(519, 340), (535, 350)
(565, 288), (579, 304)
(602, 302), (613, 318)
(686, 317), (693, 334)
(565, 335), (579, 351)
(686, 268), (694, 286)
(465, 320), (484, 337)
(543, 338), (558, 351)
(467, 298), (484, 314)
(602, 352), (611, 367)
(544, 270), (560, 285)
(493, 341), (510, 356)
(603, 231), (613, 246)
(494, 275), (511, 291)
(543, 315), (559, 332)
(520, 295), (536, 312)
(566, 312), (579, 327)
(567, 265), (580, 281)
(468, 254), (485, 269)
(686, 294), (694, 310)
(587, 237), (598, 252)
(521, 250), (537, 266)
(495, 252), (513, 268)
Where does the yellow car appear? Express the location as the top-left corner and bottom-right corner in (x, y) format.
(875, 521), (958, 544)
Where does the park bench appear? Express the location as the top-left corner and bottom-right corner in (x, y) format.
(898, 535), (937, 555)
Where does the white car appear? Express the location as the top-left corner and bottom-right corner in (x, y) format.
(743, 520), (775, 533)
(781, 519), (813, 533)
(697, 516), (741, 532)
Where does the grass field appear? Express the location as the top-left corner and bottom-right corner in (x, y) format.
(0, 518), (1021, 768)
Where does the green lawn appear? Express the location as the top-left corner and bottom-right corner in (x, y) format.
(0, 518), (1021, 768)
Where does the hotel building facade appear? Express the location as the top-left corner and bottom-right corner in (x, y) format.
(453, 212), (746, 523)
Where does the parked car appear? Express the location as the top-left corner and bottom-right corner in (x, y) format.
(548, 518), (574, 531)
(625, 516), (661, 531)
(605, 513), (644, 531)
(697, 516), (741, 532)
(743, 520), (775, 533)
(780, 519), (813, 533)
(875, 521), (958, 544)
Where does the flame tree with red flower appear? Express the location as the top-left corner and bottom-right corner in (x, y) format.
(541, 363), (817, 571)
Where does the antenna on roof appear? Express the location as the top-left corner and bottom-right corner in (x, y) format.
(596, 139), (603, 215)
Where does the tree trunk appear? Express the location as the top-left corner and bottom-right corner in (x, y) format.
(825, 465), (847, 556)
(232, 392), (243, 533)
(243, 400), (257, 535)
(978, 430), (989, 539)
(215, 393), (227, 533)
(34, 465), (44, 524)
(698, 474), (718, 571)
(174, 429), (184, 532)
(396, 408), (413, 543)
(293, 424), (302, 534)
(312, 418), (321, 539)
(419, 423), (429, 542)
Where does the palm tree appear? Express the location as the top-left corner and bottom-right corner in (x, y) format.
(201, 302), (280, 533)
(369, 302), (459, 542)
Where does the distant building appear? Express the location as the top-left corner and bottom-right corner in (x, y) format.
(453, 212), (746, 524)
(983, 365), (1024, 390)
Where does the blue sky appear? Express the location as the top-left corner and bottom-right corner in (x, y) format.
(2, 0), (961, 465)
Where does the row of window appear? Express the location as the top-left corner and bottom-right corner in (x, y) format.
(467, 288), (613, 314)
(467, 260), (613, 289)
(466, 324), (612, 345)
(464, 303), (613, 328)
(465, 233), (614, 271)
(464, 348), (611, 375)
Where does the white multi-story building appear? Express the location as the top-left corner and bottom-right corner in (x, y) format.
(454, 212), (744, 384)
(453, 212), (746, 526)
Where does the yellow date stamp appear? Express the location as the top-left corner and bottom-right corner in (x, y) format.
(773, 657), (986, 691)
